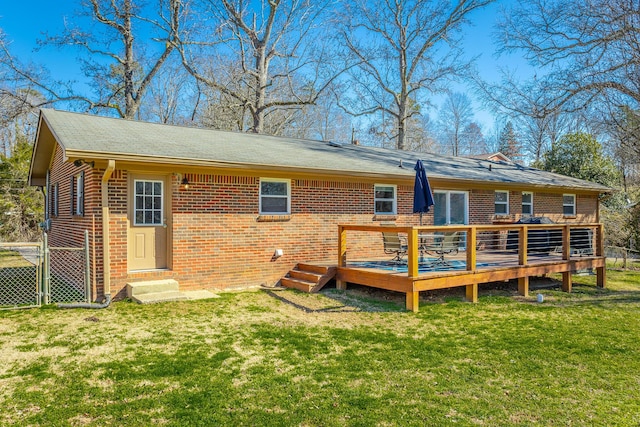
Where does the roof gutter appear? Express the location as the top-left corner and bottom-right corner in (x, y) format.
(63, 151), (610, 195)
(101, 160), (116, 297)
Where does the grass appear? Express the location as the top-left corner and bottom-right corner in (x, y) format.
(1, 267), (640, 426)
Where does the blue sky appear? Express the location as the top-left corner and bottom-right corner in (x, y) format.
(0, 1), (531, 133)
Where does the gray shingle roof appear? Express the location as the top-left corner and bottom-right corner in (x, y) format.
(37, 109), (610, 193)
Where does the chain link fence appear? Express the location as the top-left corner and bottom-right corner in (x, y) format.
(0, 243), (42, 309)
(0, 231), (90, 310)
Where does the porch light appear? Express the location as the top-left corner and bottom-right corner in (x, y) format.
(181, 176), (190, 190)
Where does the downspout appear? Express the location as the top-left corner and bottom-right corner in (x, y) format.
(58, 160), (115, 309)
(101, 160), (116, 297)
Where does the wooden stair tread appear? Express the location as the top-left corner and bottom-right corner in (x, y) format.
(280, 264), (337, 293)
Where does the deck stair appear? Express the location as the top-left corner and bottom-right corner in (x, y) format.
(280, 263), (336, 293)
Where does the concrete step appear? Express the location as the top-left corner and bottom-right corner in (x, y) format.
(127, 279), (179, 298)
(131, 290), (188, 304)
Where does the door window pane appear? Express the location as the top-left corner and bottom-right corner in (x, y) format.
(134, 179), (163, 225)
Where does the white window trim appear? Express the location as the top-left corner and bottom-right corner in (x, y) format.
(433, 190), (469, 225)
(374, 184), (397, 215)
(494, 190), (509, 215)
(563, 193), (576, 216)
(522, 191), (533, 216)
(259, 178), (291, 215)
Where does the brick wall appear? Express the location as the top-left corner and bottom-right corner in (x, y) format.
(46, 153), (600, 298)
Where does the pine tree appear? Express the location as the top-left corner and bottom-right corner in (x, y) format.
(498, 121), (521, 160)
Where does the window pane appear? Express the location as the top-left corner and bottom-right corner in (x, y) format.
(153, 211), (162, 224)
(376, 200), (394, 213)
(145, 211), (153, 223)
(153, 196), (162, 210)
(495, 192), (507, 202)
(262, 196), (287, 213)
(522, 193), (532, 203)
(153, 182), (161, 195)
(136, 211), (144, 224)
(145, 197), (152, 209)
(563, 195), (574, 205)
(261, 181), (287, 196)
(495, 204), (508, 214)
(563, 205), (574, 215)
(375, 187), (394, 199)
(136, 196), (143, 209)
(522, 205), (532, 215)
(136, 181), (143, 194)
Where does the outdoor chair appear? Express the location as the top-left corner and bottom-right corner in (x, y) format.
(382, 232), (408, 263)
(422, 231), (461, 267)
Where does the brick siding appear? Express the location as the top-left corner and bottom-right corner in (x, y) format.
(45, 152), (600, 299)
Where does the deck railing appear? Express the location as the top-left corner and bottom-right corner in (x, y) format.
(338, 223), (606, 307)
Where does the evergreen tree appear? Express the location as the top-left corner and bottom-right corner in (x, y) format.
(0, 132), (43, 241)
(497, 121), (521, 160)
(535, 132), (620, 188)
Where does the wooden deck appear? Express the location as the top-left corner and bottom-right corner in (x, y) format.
(336, 224), (606, 312)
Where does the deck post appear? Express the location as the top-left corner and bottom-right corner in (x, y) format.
(518, 227), (529, 297)
(562, 271), (572, 292)
(336, 225), (347, 290)
(561, 225), (572, 293)
(518, 277), (529, 297)
(465, 283), (478, 303)
(596, 266), (606, 288)
(466, 226), (476, 270)
(406, 291), (419, 312)
(596, 224), (606, 288)
(407, 228), (419, 278)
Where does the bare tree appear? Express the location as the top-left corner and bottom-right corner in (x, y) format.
(141, 56), (196, 124)
(459, 121), (486, 155)
(497, 0), (640, 113)
(436, 92), (474, 156)
(338, 0), (493, 151)
(178, 0), (340, 134)
(43, 0), (184, 119)
(0, 30), (73, 134)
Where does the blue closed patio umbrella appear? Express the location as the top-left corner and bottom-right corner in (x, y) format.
(413, 160), (434, 225)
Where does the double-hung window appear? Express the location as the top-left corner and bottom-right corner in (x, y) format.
(563, 194), (576, 216)
(494, 190), (509, 215)
(374, 184), (397, 215)
(260, 179), (290, 214)
(71, 172), (84, 216)
(522, 192), (533, 216)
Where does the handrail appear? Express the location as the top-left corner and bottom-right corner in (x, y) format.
(338, 223), (605, 278)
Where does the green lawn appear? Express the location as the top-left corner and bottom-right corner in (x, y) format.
(1, 268), (640, 426)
